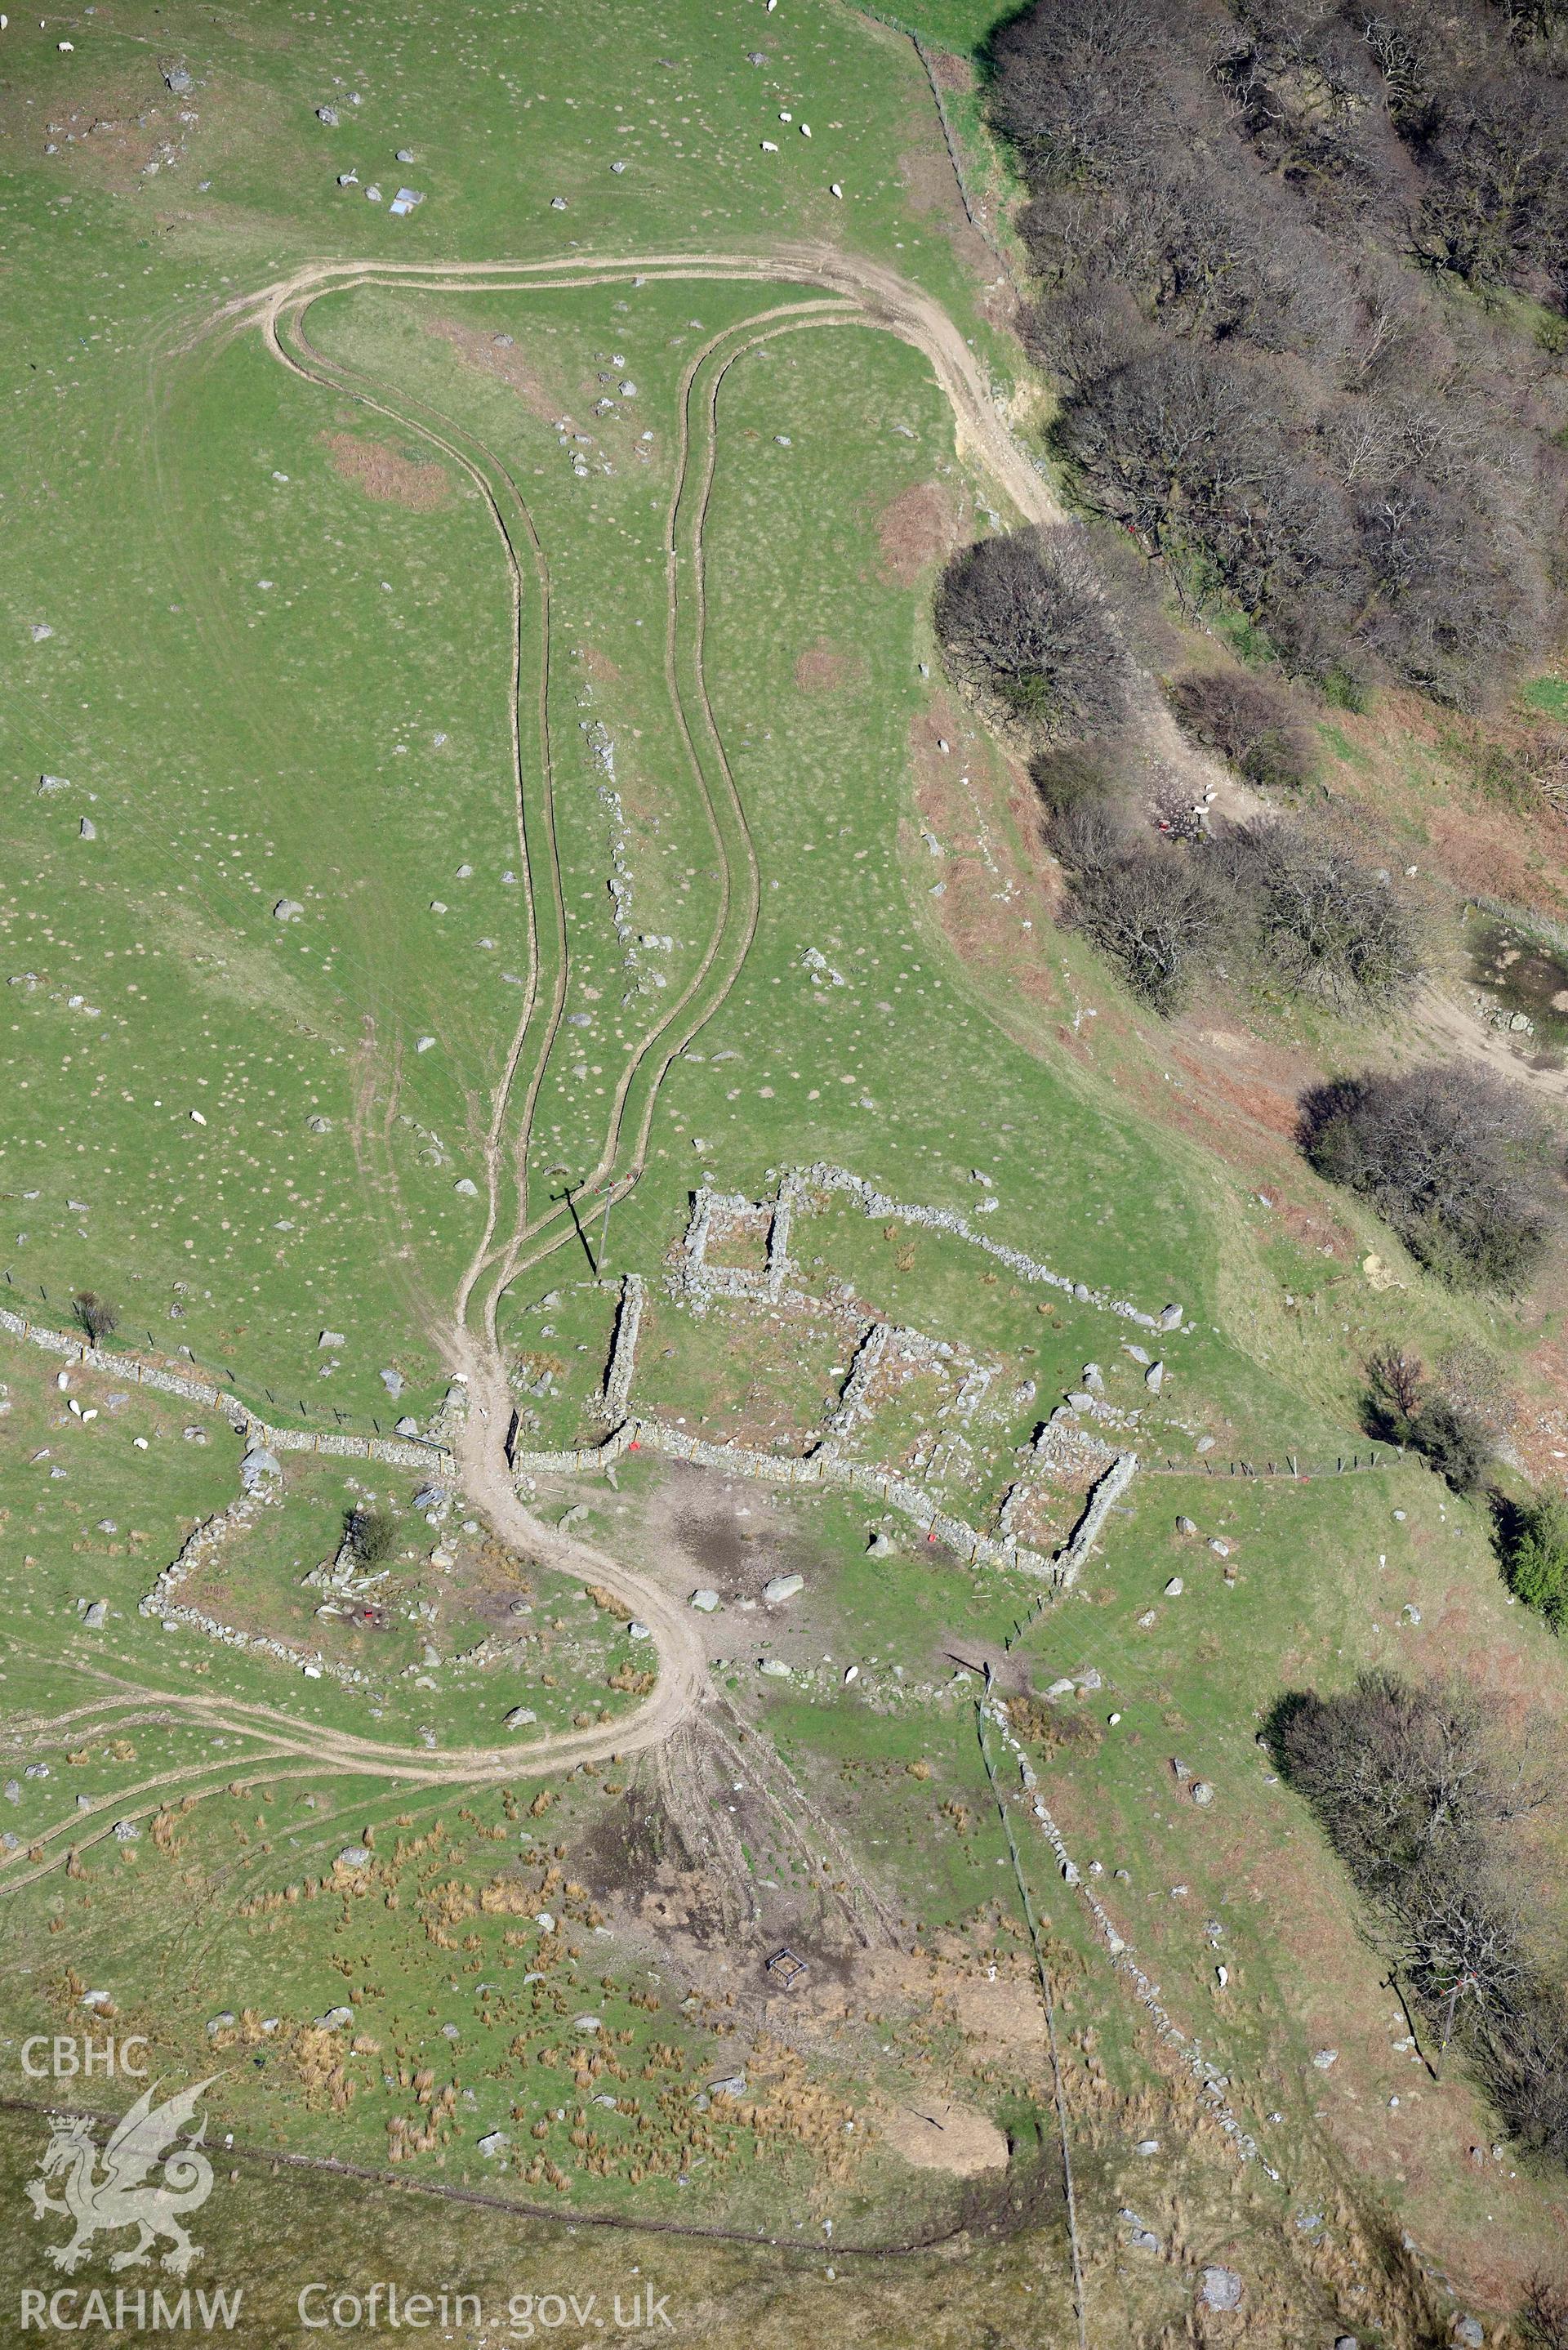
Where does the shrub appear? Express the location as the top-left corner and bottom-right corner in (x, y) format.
(934, 525), (1129, 742)
(1222, 823), (1419, 1007)
(345, 1504), (398, 1567)
(1521, 2271), (1568, 2349)
(1298, 1063), (1562, 1290)
(1053, 823), (1232, 1011)
(72, 1291), (118, 1346)
(1168, 668), (1316, 790)
(1365, 1349), (1493, 1493)
(1029, 742), (1123, 817)
(1506, 1495), (1568, 1629)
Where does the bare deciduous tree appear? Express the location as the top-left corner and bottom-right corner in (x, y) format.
(1298, 1062), (1563, 1289)
(1221, 822), (1421, 1006)
(72, 1291), (118, 1347)
(935, 525), (1129, 742)
(1168, 667), (1315, 790)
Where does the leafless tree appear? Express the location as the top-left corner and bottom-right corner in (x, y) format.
(1168, 668), (1315, 789)
(935, 525), (1129, 741)
(1221, 822), (1421, 1005)
(72, 1291), (118, 1346)
(1053, 822), (1234, 1010)
(1298, 1061), (1563, 1289)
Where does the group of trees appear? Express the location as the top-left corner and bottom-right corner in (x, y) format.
(1298, 1061), (1563, 1290)
(1037, 757), (1422, 1015)
(988, 0), (1568, 706)
(1274, 1669), (1568, 2162)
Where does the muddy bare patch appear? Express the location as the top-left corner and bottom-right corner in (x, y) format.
(425, 315), (564, 424)
(319, 432), (452, 511)
(878, 480), (960, 587)
(794, 638), (866, 694)
(880, 2095), (1009, 2177)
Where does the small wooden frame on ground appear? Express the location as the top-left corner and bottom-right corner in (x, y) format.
(765, 1946), (808, 1991)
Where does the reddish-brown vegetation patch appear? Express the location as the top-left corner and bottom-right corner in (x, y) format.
(425, 315), (566, 425)
(319, 432), (452, 511)
(793, 638), (866, 694)
(877, 479), (959, 587)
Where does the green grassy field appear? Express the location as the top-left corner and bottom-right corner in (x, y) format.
(4, 0), (1568, 2337)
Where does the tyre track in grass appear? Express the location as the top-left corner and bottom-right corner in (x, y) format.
(488, 302), (867, 1309)
(265, 294), (560, 1351)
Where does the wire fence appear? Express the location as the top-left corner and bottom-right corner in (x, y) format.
(0, 1271), (438, 1451)
(1142, 1451), (1390, 1479)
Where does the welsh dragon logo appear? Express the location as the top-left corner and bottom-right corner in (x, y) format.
(26, 2078), (217, 2276)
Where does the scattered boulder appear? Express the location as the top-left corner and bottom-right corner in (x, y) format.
(1158, 1303), (1184, 1329)
(763, 1572), (804, 1603)
(1177, 1515), (1196, 1536)
(112, 1819), (140, 1842)
(477, 2130), (508, 2157)
(394, 1416), (419, 1437)
(379, 1367), (403, 1398)
(690, 1589), (720, 1613)
(1191, 1780), (1214, 1806)
(308, 1115), (332, 1134)
(1145, 1362), (1165, 1394)
(1312, 2047), (1339, 2071)
(79, 818), (96, 841)
(758, 1658), (791, 1678)
(1164, 1576), (1184, 1597)
(455, 1177), (479, 1197)
(336, 1845), (372, 1871)
(316, 2006), (354, 2031)
(318, 1330), (345, 1350)
(503, 1706), (537, 1729)
(80, 1600), (106, 1630)
(1199, 2268), (1243, 2312)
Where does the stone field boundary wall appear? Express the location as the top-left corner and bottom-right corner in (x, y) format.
(0, 1305), (453, 1474)
(513, 1410), (1138, 1590)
